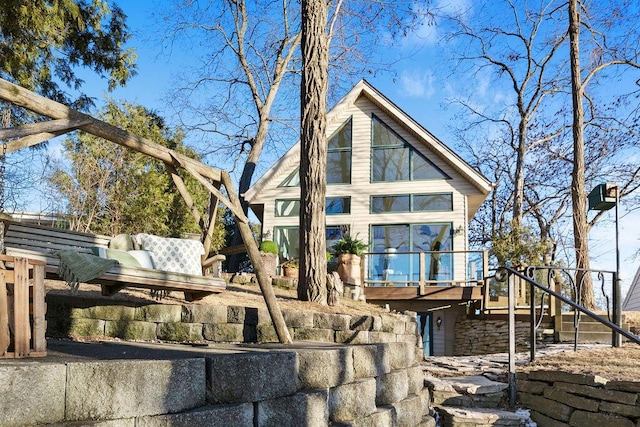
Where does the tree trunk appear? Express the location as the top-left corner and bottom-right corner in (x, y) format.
(513, 117), (527, 228)
(568, 0), (595, 309)
(298, 0), (328, 303)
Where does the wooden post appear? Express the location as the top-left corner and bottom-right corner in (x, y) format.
(0, 270), (9, 355)
(12, 257), (30, 357)
(221, 172), (292, 344)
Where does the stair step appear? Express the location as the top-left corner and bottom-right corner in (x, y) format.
(557, 330), (623, 343)
(561, 322), (629, 332)
(426, 375), (509, 409)
(434, 405), (532, 427)
(561, 313), (627, 323)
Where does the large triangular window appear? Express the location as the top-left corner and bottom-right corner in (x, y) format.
(278, 117), (352, 187)
(371, 114), (450, 182)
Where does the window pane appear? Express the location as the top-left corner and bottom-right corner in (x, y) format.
(279, 168), (300, 187)
(412, 152), (450, 180)
(328, 118), (352, 149)
(327, 151), (351, 184)
(372, 115), (403, 147)
(411, 223), (453, 282)
(275, 227), (300, 259)
(372, 147), (410, 182)
(370, 225), (411, 283)
(275, 200), (300, 217)
(413, 194), (453, 212)
(326, 225), (348, 251)
(326, 197), (351, 215)
(371, 195), (410, 213)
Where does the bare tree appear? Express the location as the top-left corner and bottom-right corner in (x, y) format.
(299, 0), (329, 302)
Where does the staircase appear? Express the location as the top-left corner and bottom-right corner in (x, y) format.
(556, 312), (629, 343)
(425, 374), (533, 426)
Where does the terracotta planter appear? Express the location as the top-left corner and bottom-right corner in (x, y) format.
(337, 253), (362, 286)
(282, 266), (299, 278)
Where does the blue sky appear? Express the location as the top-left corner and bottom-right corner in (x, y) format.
(60, 0), (640, 298)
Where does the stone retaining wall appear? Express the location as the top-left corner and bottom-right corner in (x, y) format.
(454, 316), (530, 356)
(46, 294), (420, 347)
(0, 342), (434, 426)
(518, 370), (640, 426)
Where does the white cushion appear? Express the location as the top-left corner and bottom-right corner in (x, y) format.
(127, 250), (155, 269)
(135, 233), (204, 276)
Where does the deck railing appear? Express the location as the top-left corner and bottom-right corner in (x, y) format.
(362, 249), (488, 288)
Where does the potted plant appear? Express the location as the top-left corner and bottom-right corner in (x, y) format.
(280, 258), (299, 278)
(259, 240), (278, 275)
(331, 234), (368, 286)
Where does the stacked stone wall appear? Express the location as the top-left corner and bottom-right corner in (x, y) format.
(454, 316), (530, 355)
(518, 370), (640, 426)
(46, 294), (420, 347)
(0, 342), (434, 426)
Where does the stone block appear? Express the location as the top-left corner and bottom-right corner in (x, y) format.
(599, 401), (640, 418)
(105, 320), (158, 341)
(350, 315), (376, 331)
(606, 381), (640, 393)
(386, 342), (416, 370)
(376, 369), (409, 405)
(202, 323), (248, 343)
(407, 365), (425, 395)
(329, 378), (377, 423)
(137, 403), (254, 427)
(336, 330), (370, 344)
(156, 322), (203, 342)
(543, 387), (599, 411)
(0, 364), (66, 426)
(257, 390), (328, 427)
(293, 327), (334, 342)
(437, 405), (530, 427)
(136, 304), (182, 323)
(314, 312), (350, 331)
(282, 309), (314, 328)
(530, 410), (571, 427)
(516, 379), (547, 394)
(182, 304), (228, 324)
(256, 322), (279, 343)
(397, 334), (420, 345)
(298, 347), (354, 389)
(369, 331), (397, 343)
(66, 359), (205, 420)
(353, 344), (390, 378)
(519, 392), (572, 422)
(405, 318), (420, 335)
(206, 351), (299, 403)
(555, 382), (637, 405)
(528, 370), (607, 386)
(227, 306), (260, 325)
(84, 304), (137, 321)
(349, 407), (394, 427)
(68, 317), (105, 337)
(391, 393), (426, 427)
(569, 410), (634, 427)
(380, 313), (406, 334)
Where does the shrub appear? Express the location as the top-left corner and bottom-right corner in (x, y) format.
(331, 234), (368, 256)
(259, 240), (279, 254)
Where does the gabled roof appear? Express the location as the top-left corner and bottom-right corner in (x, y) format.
(244, 79), (493, 204)
(622, 264), (640, 311)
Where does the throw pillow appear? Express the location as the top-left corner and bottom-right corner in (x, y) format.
(135, 233), (204, 276)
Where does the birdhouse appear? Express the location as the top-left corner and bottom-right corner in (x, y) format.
(588, 183), (617, 211)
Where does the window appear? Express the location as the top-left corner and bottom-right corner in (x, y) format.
(275, 225), (349, 259)
(369, 223), (453, 286)
(371, 114), (450, 182)
(279, 117), (352, 187)
(371, 193), (453, 213)
(276, 197), (350, 217)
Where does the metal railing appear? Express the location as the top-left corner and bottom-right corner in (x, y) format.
(362, 249), (488, 287)
(497, 266), (640, 407)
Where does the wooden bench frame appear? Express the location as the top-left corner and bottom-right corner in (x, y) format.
(3, 221), (226, 301)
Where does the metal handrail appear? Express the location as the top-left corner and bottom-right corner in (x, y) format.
(498, 266), (640, 408)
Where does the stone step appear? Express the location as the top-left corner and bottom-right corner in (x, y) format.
(557, 330), (621, 343)
(560, 321), (629, 332)
(560, 313), (627, 323)
(426, 375), (509, 409)
(434, 405), (532, 427)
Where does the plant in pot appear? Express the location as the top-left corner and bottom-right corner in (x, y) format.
(280, 258), (299, 278)
(331, 234), (368, 286)
(258, 240), (278, 275)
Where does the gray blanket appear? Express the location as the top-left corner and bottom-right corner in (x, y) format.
(55, 250), (118, 292)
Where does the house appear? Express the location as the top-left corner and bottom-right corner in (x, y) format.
(622, 264), (640, 311)
(244, 80), (493, 355)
